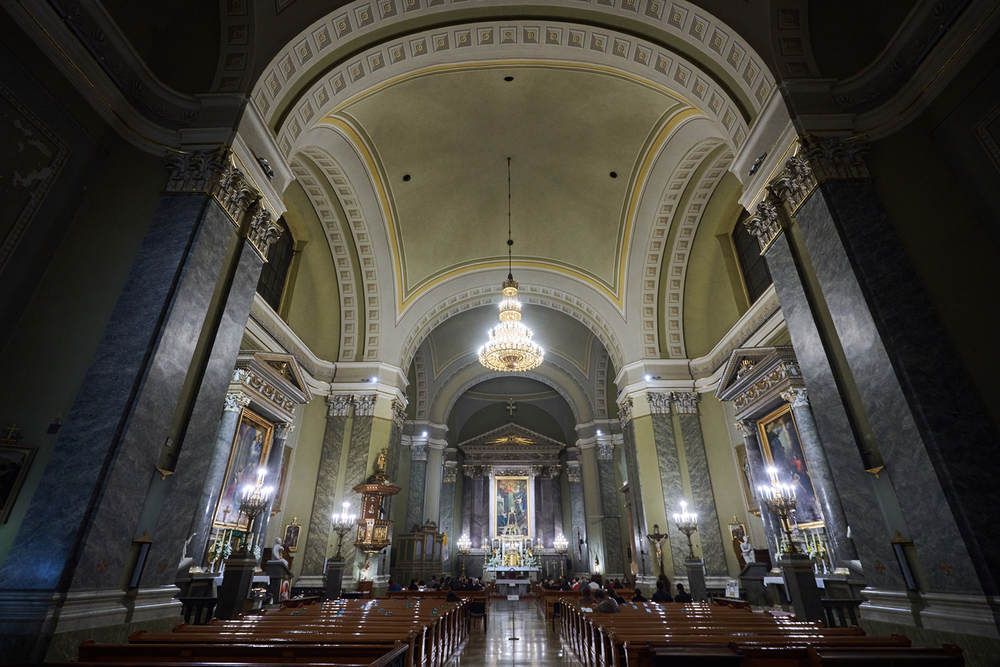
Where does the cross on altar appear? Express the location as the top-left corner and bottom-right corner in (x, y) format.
(3, 424), (22, 441)
(506, 399), (517, 421)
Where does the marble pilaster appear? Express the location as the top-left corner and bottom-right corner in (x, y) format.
(339, 412), (374, 570)
(674, 401), (727, 577)
(406, 446), (427, 531)
(461, 467), (474, 540)
(300, 407), (349, 576)
(567, 456), (588, 573)
(650, 413), (688, 579)
(422, 446), (443, 527)
(596, 449), (625, 578)
(781, 388), (857, 564)
(550, 469), (564, 544)
(471, 470), (485, 548)
(620, 422), (653, 579)
(440, 458), (458, 573)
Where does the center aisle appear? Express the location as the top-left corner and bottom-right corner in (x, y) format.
(452, 598), (579, 666)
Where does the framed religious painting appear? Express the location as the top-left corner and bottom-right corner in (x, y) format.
(493, 476), (530, 537)
(757, 404), (824, 528)
(213, 408), (273, 530)
(283, 518), (301, 552)
(733, 444), (760, 517)
(271, 445), (293, 516)
(0, 441), (36, 524)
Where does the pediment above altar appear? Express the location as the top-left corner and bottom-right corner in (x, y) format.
(231, 351), (313, 422)
(457, 423), (565, 466)
(715, 346), (804, 417)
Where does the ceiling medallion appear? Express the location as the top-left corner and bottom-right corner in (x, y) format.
(479, 158), (544, 373)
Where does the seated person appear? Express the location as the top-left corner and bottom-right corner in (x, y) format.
(387, 580), (402, 592)
(594, 589), (620, 613)
(571, 578), (581, 591)
(407, 579), (419, 591)
(606, 584), (625, 605)
(631, 587), (647, 602)
(446, 588), (461, 602)
(560, 578), (572, 591)
(651, 580), (673, 602)
(674, 583), (693, 603)
(579, 586), (595, 606)
(612, 579), (623, 589)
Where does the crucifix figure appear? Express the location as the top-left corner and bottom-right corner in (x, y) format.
(506, 399), (517, 422)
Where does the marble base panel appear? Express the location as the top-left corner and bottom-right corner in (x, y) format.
(860, 587), (1000, 639)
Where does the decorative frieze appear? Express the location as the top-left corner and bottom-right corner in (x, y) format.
(618, 398), (634, 427)
(327, 395), (353, 418)
(245, 202), (283, 261)
(670, 391), (700, 415)
(647, 392), (671, 415)
(410, 443), (427, 462)
(391, 400), (406, 429)
(597, 442), (615, 461)
(354, 394), (377, 417)
(442, 462), (458, 483)
(735, 361), (802, 412)
(781, 387), (810, 408)
(224, 391), (251, 413)
(744, 191), (782, 253)
(165, 148), (259, 225)
(734, 419), (757, 437)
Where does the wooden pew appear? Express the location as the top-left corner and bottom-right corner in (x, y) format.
(78, 641), (407, 666)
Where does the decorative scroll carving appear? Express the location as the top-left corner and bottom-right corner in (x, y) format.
(273, 422), (293, 440)
(647, 392), (672, 415)
(391, 400), (406, 429)
(734, 419), (757, 437)
(354, 394), (377, 417)
(618, 398), (634, 426)
(670, 391), (700, 415)
(781, 387), (810, 409)
(224, 391), (251, 412)
(566, 461), (582, 483)
(546, 466), (562, 479)
(442, 463), (458, 483)
(735, 361), (803, 412)
(240, 368), (295, 414)
(327, 395), (353, 418)
(165, 148), (260, 225)
(410, 443), (428, 462)
(744, 190), (782, 253)
(246, 202), (283, 261)
(597, 442), (615, 461)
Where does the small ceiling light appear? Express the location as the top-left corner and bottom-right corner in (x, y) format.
(645, 375), (652, 381)
(403, 174), (411, 181)
(422, 431), (428, 438)
(370, 376), (378, 383)
(597, 430), (602, 436)
(479, 158), (544, 373)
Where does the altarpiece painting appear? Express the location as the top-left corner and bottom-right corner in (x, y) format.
(494, 476), (530, 537)
(213, 408), (273, 530)
(757, 404), (824, 527)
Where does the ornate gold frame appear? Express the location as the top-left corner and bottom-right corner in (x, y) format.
(212, 407), (273, 530)
(756, 403), (824, 529)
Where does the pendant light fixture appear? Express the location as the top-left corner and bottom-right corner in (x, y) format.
(478, 158), (544, 373)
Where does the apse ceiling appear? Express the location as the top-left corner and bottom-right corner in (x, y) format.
(336, 66), (683, 304)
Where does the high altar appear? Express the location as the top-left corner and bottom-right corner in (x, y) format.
(456, 423), (566, 584)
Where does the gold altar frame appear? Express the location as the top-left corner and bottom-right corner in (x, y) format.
(213, 407), (273, 530)
(492, 475), (532, 539)
(757, 404), (824, 529)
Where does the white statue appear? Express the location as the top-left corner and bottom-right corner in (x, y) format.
(272, 537), (288, 566)
(177, 532), (197, 570)
(741, 537), (755, 564)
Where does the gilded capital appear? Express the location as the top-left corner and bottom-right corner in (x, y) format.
(618, 398), (634, 426)
(246, 202), (283, 261)
(224, 391), (251, 412)
(353, 394), (377, 417)
(327, 394), (352, 418)
(781, 387), (810, 409)
(744, 190), (783, 253)
(165, 147), (259, 225)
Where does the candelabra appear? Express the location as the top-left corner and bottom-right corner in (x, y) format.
(758, 467), (800, 555)
(673, 501), (699, 560)
(331, 501), (357, 560)
(554, 533), (569, 578)
(238, 469), (274, 556)
(646, 524), (668, 576)
(456, 534), (472, 577)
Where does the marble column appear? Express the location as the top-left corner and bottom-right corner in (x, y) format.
(532, 466), (547, 547)
(549, 467), (564, 543)
(596, 443), (625, 578)
(0, 148), (281, 661)
(251, 422), (292, 552)
(422, 445), (443, 527)
(567, 457), (588, 573)
(300, 396), (352, 577)
(339, 396), (377, 574)
(406, 443), (428, 531)
(471, 469), (485, 548)
(736, 419), (783, 567)
(440, 458), (458, 573)
(672, 393), (727, 577)
(648, 395), (689, 580)
(620, 416), (653, 580)
(461, 466), (474, 541)
(781, 388), (857, 564)
(479, 472), (492, 547)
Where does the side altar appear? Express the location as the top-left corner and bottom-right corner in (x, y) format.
(482, 531), (540, 583)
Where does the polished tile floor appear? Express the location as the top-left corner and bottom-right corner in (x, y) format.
(452, 599), (579, 666)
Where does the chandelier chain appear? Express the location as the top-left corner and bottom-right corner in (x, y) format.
(507, 156), (512, 279)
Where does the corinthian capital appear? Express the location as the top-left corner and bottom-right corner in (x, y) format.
(224, 391), (251, 412)
(670, 391), (700, 415)
(353, 394), (377, 417)
(391, 400), (406, 429)
(646, 392), (671, 415)
(799, 134), (871, 183)
(246, 202), (283, 261)
(618, 398), (634, 426)
(734, 419), (757, 437)
(597, 442), (615, 461)
(744, 190), (783, 252)
(781, 387), (810, 409)
(165, 147), (259, 225)
(327, 394), (352, 418)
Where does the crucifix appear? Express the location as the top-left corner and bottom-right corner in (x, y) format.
(506, 399), (517, 422)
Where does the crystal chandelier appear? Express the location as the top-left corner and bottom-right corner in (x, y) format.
(479, 158), (544, 373)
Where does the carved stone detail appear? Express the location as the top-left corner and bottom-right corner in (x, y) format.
(744, 191), (782, 253)
(597, 442), (614, 461)
(799, 134), (871, 183)
(410, 443), (428, 462)
(354, 394), (377, 417)
(618, 398), (634, 426)
(164, 148), (259, 224)
(734, 419), (757, 437)
(547, 466), (562, 479)
(224, 391), (251, 412)
(647, 392), (672, 415)
(463, 465), (477, 478)
(670, 391), (700, 415)
(772, 154), (817, 213)
(442, 463), (459, 483)
(781, 387), (810, 409)
(327, 395), (353, 418)
(735, 361), (803, 412)
(566, 461), (582, 483)
(391, 400), (406, 429)
(273, 422), (294, 440)
(246, 202), (283, 261)
(236, 368), (296, 414)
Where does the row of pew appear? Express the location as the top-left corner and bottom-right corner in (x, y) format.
(75, 597), (470, 667)
(558, 598), (964, 667)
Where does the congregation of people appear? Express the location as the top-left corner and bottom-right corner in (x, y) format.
(536, 574), (694, 612)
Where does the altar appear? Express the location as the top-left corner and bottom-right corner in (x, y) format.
(493, 578), (532, 596)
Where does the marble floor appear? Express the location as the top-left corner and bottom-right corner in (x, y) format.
(451, 598), (579, 666)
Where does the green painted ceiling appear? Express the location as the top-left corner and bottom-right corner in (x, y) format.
(341, 66), (682, 294)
